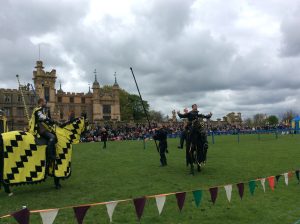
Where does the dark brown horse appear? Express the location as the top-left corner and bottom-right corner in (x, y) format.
(185, 119), (208, 175)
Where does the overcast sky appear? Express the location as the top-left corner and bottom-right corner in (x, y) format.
(1, 0), (300, 120)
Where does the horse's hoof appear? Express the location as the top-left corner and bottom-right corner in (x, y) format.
(8, 192), (14, 197)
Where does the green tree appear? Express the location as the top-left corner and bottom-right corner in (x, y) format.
(115, 87), (149, 121)
(148, 110), (164, 122)
(267, 115), (279, 126)
(253, 113), (267, 127)
(243, 118), (253, 127)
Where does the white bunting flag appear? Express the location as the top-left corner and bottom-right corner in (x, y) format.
(106, 201), (118, 223)
(155, 195), (166, 215)
(284, 173), (289, 186)
(40, 209), (59, 224)
(224, 185), (232, 202)
(260, 178), (266, 192)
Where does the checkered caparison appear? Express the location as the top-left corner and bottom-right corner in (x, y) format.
(0, 117), (85, 185)
(1, 131), (46, 184)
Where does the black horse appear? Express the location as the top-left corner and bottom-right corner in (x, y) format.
(185, 119), (209, 175)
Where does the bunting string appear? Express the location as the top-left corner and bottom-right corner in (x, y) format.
(1, 169), (299, 223)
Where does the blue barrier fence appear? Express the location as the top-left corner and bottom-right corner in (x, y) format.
(141, 128), (298, 149)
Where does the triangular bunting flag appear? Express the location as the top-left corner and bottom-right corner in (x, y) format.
(209, 187), (218, 204)
(275, 175), (281, 183)
(248, 180), (256, 195)
(11, 208), (30, 224)
(40, 209), (59, 224)
(296, 170), (300, 182)
(73, 206), (90, 224)
(260, 178), (266, 192)
(155, 195), (166, 215)
(175, 192), (186, 212)
(192, 190), (202, 207)
(133, 197), (146, 221)
(268, 176), (275, 191)
(106, 201), (118, 222)
(237, 183), (244, 199)
(224, 185), (232, 202)
(284, 173), (289, 186)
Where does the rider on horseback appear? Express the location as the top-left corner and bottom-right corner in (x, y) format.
(29, 98), (57, 160)
(177, 104), (212, 174)
(177, 104), (212, 127)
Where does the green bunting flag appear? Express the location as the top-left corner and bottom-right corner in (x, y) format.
(192, 190), (203, 207)
(248, 180), (256, 195)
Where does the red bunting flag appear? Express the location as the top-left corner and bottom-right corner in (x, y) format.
(11, 208), (30, 224)
(237, 183), (244, 199)
(268, 176), (275, 191)
(175, 192), (186, 212)
(73, 206), (90, 224)
(209, 187), (218, 204)
(133, 197), (146, 221)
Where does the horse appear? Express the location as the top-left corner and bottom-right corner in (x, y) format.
(185, 119), (209, 175)
(0, 116), (87, 195)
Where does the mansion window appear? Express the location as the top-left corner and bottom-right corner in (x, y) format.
(44, 87), (50, 102)
(58, 96), (62, 103)
(70, 97), (74, 103)
(103, 105), (111, 114)
(4, 95), (11, 103)
(17, 95), (22, 102)
(81, 97), (85, 104)
(30, 96), (35, 104)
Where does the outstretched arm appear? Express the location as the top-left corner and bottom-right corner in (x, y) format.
(177, 110), (189, 119)
(198, 112), (212, 119)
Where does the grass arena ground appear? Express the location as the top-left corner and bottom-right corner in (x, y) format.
(1, 133), (300, 223)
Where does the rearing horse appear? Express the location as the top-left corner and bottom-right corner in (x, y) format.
(0, 116), (87, 195)
(186, 118), (209, 175)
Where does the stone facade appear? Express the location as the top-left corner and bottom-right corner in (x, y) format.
(0, 61), (121, 130)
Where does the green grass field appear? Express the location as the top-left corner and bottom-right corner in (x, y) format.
(1, 133), (300, 223)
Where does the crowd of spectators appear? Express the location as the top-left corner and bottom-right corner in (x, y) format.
(81, 122), (185, 142)
(81, 121), (292, 142)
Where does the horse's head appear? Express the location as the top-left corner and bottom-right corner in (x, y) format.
(58, 116), (88, 144)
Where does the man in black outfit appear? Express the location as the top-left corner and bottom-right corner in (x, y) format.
(153, 124), (168, 167)
(100, 128), (108, 149)
(177, 104), (212, 127)
(30, 98), (57, 160)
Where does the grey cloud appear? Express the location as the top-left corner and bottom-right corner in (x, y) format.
(0, 0), (88, 39)
(1, 0), (300, 119)
(280, 12), (300, 57)
(133, 0), (195, 38)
